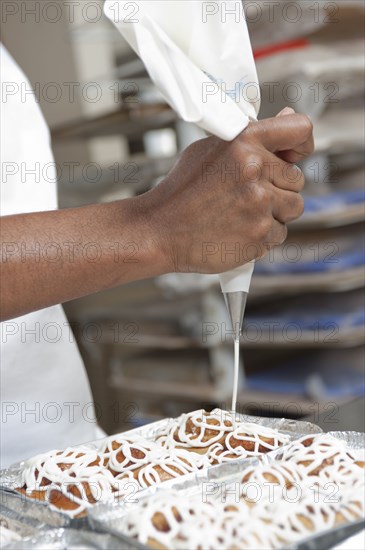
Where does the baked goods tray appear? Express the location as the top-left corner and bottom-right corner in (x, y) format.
(0, 412), (322, 537)
(1, 524), (136, 550)
(88, 431), (365, 550)
(0, 493), (135, 548)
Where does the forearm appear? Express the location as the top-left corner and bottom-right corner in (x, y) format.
(0, 198), (166, 321)
(1, 113), (314, 322)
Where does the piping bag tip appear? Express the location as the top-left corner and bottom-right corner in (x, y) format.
(219, 262), (255, 339)
(223, 291), (248, 341)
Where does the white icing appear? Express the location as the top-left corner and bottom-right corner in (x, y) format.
(208, 421), (289, 463)
(160, 409), (289, 460)
(19, 447), (118, 518)
(16, 410), (322, 522)
(278, 434), (365, 479)
(161, 409), (235, 449)
(231, 338), (240, 422)
(117, 434), (365, 549)
(101, 436), (156, 473)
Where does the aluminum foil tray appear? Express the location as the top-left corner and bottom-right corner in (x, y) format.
(0, 417), (176, 500)
(0, 411), (322, 534)
(283, 520), (365, 550)
(2, 527), (140, 549)
(88, 431), (365, 550)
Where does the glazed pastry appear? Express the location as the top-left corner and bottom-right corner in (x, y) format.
(117, 434), (365, 550)
(114, 446), (209, 493)
(133, 447), (208, 487)
(101, 436), (157, 474)
(118, 491), (253, 550)
(16, 447), (119, 518)
(161, 409), (235, 452)
(277, 434), (365, 477)
(241, 462), (304, 489)
(119, 473), (365, 549)
(12, 409), (304, 519)
(209, 423), (289, 464)
(161, 409), (289, 462)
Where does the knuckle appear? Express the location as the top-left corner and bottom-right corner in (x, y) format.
(298, 113), (314, 138)
(231, 143), (264, 174)
(245, 155), (265, 183)
(257, 217), (273, 240)
(245, 151), (264, 169)
(248, 183), (271, 208)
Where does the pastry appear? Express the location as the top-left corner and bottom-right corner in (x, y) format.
(116, 434), (365, 549)
(160, 409), (289, 463)
(16, 447), (118, 517)
(277, 434), (365, 478)
(101, 436), (156, 474)
(13, 409), (294, 518)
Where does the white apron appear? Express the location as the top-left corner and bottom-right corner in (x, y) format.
(0, 44), (98, 467)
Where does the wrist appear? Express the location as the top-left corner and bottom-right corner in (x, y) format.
(114, 195), (172, 281)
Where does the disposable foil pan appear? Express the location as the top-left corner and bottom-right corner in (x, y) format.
(283, 520), (365, 550)
(2, 527), (140, 550)
(0, 417), (176, 491)
(0, 412), (322, 530)
(88, 431), (365, 550)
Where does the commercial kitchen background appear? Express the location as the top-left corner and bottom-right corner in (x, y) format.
(2, 0), (364, 433)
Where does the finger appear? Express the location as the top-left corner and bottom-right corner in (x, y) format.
(262, 152), (305, 192)
(245, 114), (314, 162)
(271, 187), (305, 224)
(275, 108), (311, 165)
(277, 147), (313, 164)
(264, 220), (288, 248)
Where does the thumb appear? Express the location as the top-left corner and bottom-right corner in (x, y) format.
(246, 113), (314, 162)
(276, 107), (296, 117)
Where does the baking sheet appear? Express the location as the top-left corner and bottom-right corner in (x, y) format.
(88, 431), (365, 550)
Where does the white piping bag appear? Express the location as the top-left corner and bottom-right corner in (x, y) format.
(105, 0), (261, 337)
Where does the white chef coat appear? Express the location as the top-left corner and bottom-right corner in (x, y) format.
(0, 44), (99, 468)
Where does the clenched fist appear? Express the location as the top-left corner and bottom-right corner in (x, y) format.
(140, 111), (314, 274)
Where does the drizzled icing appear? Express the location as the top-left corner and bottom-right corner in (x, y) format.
(112, 447), (210, 491)
(161, 409), (235, 449)
(14, 409), (293, 518)
(241, 461), (305, 487)
(100, 437), (154, 473)
(161, 409), (289, 459)
(18, 447), (119, 518)
(119, 492), (253, 550)
(120, 434), (365, 550)
(133, 448), (208, 488)
(277, 434), (365, 477)
(231, 338), (240, 421)
(120, 480), (364, 550)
